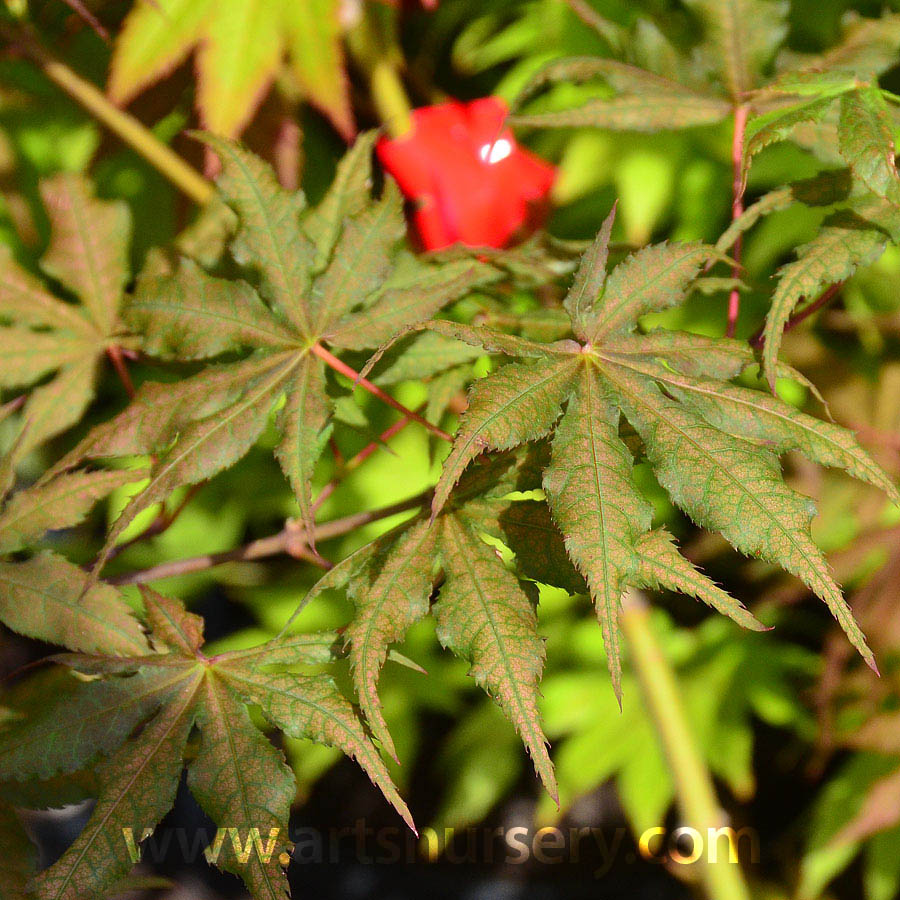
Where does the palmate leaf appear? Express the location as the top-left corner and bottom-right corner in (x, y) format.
(108, 0), (353, 138)
(760, 199), (900, 389)
(0, 438), (150, 657)
(52, 138), (495, 569)
(318, 452), (558, 799)
(0, 176), (134, 461)
(0, 467), (144, 554)
(683, 0), (788, 98)
(0, 553), (148, 656)
(509, 55), (731, 131)
(509, 0), (787, 130)
(837, 86), (900, 204)
(423, 209), (895, 694)
(14, 590), (410, 900)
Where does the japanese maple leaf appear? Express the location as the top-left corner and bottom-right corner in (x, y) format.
(0, 590), (410, 900)
(108, 0), (354, 139)
(289, 448), (560, 801)
(49, 135), (496, 570)
(0, 442), (148, 656)
(420, 207), (898, 698)
(0, 175), (135, 464)
(510, 7), (900, 380)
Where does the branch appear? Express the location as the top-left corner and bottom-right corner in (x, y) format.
(1, 25), (213, 206)
(749, 283), (843, 348)
(107, 491), (430, 586)
(726, 104), (749, 338)
(311, 343), (452, 443)
(621, 590), (751, 900)
(313, 409), (417, 512)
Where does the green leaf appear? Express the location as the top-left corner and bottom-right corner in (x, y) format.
(128, 258), (298, 359)
(327, 260), (499, 351)
(196, 0), (283, 137)
(0, 327), (96, 388)
(544, 369), (653, 699)
(219, 664), (415, 832)
(39, 174), (131, 337)
(652, 367), (900, 502)
(49, 354), (283, 477)
(346, 519), (438, 761)
(108, 0), (214, 110)
(798, 13), (900, 81)
(838, 86), (900, 204)
(761, 205), (889, 389)
(421, 225), (895, 700)
(423, 319), (567, 359)
(282, 0), (354, 139)
(564, 204), (616, 337)
(60, 140), (488, 564)
(510, 93), (731, 131)
(303, 131), (377, 269)
(187, 674), (294, 899)
(274, 355), (331, 542)
(0, 668), (187, 781)
(605, 363), (875, 669)
(743, 96), (836, 183)
(633, 529), (763, 629)
(97, 353), (298, 570)
(431, 356), (580, 515)
(0, 468), (144, 554)
(200, 135), (314, 337)
(311, 179), (405, 333)
(436, 515), (557, 802)
(0, 245), (95, 335)
(510, 55), (731, 132)
(0, 176), (133, 462)
(110, 0), (353, 139)
(142, 587), (205, 654)
(32, 673), (201, 900)
(0, 553), (148, 655)
(584, 241), (716, 340)
(686, 0), (788, 97)
(374, 331), (484, 385)
(22, 591), (413, 899)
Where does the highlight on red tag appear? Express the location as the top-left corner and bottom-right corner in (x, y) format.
(376, 97), (556, 250)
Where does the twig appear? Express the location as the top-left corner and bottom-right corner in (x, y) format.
(106, 345), (135, 398)
(313, 411), (417, 512)
(0, 25), (213, 206)
(561, 0), (616, 39)
(0, 394), (27, 418)
(108, 491), (430, 586)
(749, 283), (843, 348)
(621, 590), (751, 900)
(727, 105), (749, 338)
(59, 0), (110, 40)
(311, 343), (452, 443)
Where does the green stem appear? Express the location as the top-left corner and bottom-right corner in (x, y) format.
(370, 59), (414, 139)
(347, 7), (413, 139)
(3, 25), (213, 205)
(620, 590), (751, 900)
